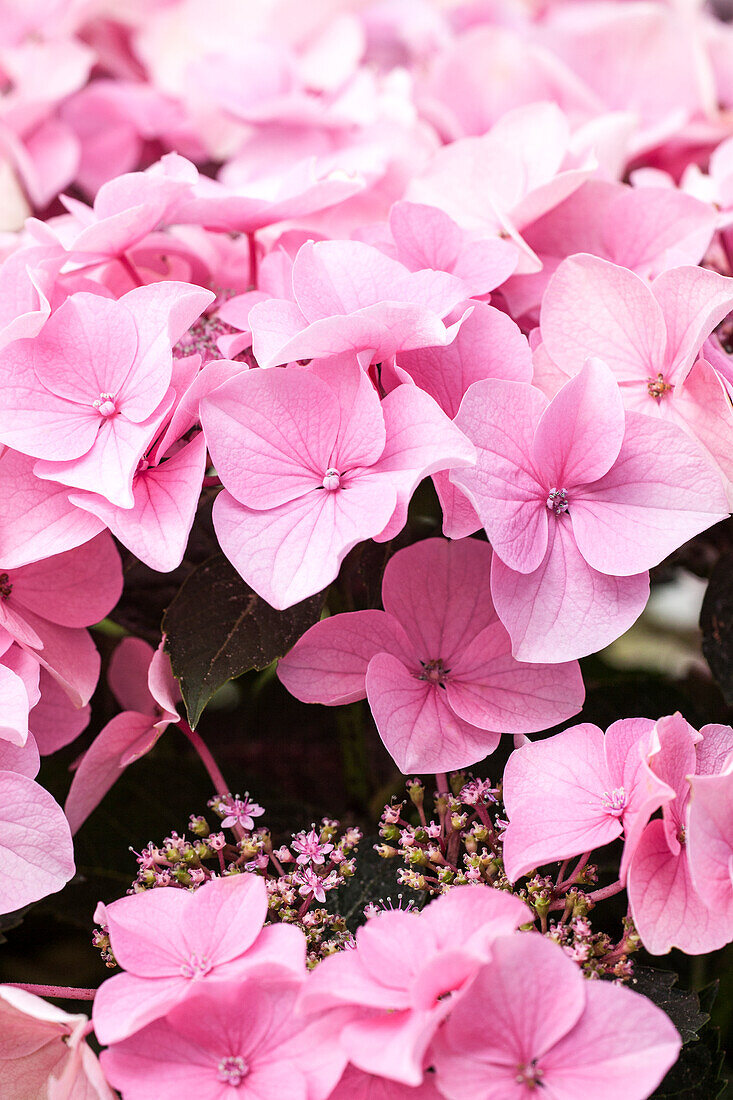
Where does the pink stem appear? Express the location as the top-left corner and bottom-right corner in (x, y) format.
(203, 474), (221, 488)
(8, 983), (96, 1001)
(557, 851), (592, 891)
(178, 720), (244, 841)
(118, 252), (144, 287)
(247, 231), (258, 289)
(585, 879), (624, 904)
(435, 773), (448, 794)
(178, 721), (230, 799)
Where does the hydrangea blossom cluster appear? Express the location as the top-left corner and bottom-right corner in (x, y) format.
(93, 793), (362, 970)
(1, 0), (733, 1096)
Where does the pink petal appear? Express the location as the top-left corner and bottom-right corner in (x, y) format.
(398, 301), (532, 419)
(16, 615), (101, 708)
(254, 300), (463, 369)
(29, 669), (90, 756)
(687, 768), (733, 911)
(673, 358), (733, 500)
(147, 641), (180, 721)
(502, 724), (621, 881)
(652, 265), (733, 381)
(542, 979), (681, 1100)
(312, 357), (386, 471)
(420, 884), (531, 951)
(366, 652), (500, 773)
(381, 538), (498, 663)
(70, 432), (207, 573)
(117, 281), (214, 421)
(695, 723), (733, 776)
(540, 254), (666, 381)
(340, 1008), (443, 1088)
(435, 934), (586, 1097)
(0, 338), (100, 462)
(34, 393), (174, 510)
(277, 610), (414, 705)
(0, 732), (40, 777)
(532, 360), (625, 487)
(490, 505), (650, 662)
(446, 620), (584, 734)
(432, 470), (481, 539)
(0, 770), (75, 914)
(451, 379), (549, 574)
(11, 534), (122, 629)
(107, 638), (155, 715)
(300, 942), (411, 1016)
(182, 874), (269, 967)
(628, 818), (733, 954)
(33, 293), (139, 408)
(212, 479), (397, 610)
(0, 664), (32, 747)
(64, 712), (160, 834)
(371, 383), (476, 543)
(604, 717), (674, 881)
(92, 972), (192, 1047)
(0, 450), (104, 570)
(201, 366), (340, 510)
(571, 411), (728, 576)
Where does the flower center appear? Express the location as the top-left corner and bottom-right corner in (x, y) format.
(0, 572), (12, 600)
(180, 953), (213, 979)
(647, 373), (674, 401)
(417, 658), (450, 686)
(516, 1060), (545, 1089)
(93, 392), (117, 417)
(546, 487), (569, 515)
(322, 468), (341, 491)
(601, 787), (627, 817)
(217, 1056), (249, 1086)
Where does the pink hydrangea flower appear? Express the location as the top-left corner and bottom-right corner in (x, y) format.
(58, 152), (198, 263)
(64, 636), (181, 833)
(101, 975), (346, 1100)
(0, 706), (75, 914)
(628, 714), (733, 954)
(247, 239), (472, 368)
(431, 932), (681, 1100)
(0, 532), (122, 707)
(451, 360), (728, 662)
(292, 827), (334, 866)
(407, 102), (595, 273)
(502, 718), (676, 883)
(0, 984), (113, 1100)
(29, 666), (91, 756)
(92, 873), (306, 1045)
(397, 301), (532, 538)
(0, 448), (105, 569)
(278, 537), (584, 773)
(201, 358), (475, 609)
(219, 793), (265, 831)
(687, 754), (733, 918)
(538, 256), (733, 500)
(299, 885), (532, 1086)
(0, 636), (39, 747)
(0, 281), (213, 508)
(357, 200), (518, 299)
(502, 180), (716, 323)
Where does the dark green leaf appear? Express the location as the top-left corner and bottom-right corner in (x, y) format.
(163, 553), (324, 726)
(632, 967), (711, 1044)
(650, 1020), (726, 1099)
